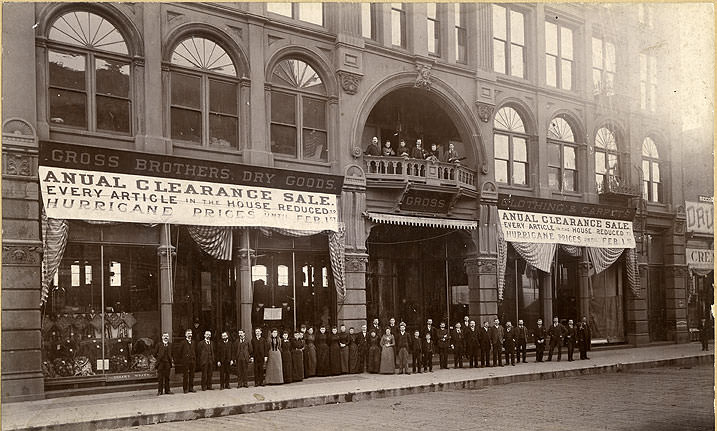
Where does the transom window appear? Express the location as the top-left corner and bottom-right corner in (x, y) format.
(270, 59), (328, 162)
(267, 3), (324, 26)
(427, 3), (441, 56)
(547, 117), (577, 192)
(169, 36), (239, 148)
(592, 37), (616, 96)
(594, 127), (619, 193)
(47, 10), (131, 134)
(493, 5), (525, 78)
(494, 107), (528, 186)
(545, 20), (573, 90)
(641, 137), (662, 202)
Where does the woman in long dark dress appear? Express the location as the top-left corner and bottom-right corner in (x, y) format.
(280, 331), (293, 384)
(328, 326), (341, 375)
(379, 328), (396, 374)
(304, 327), (317, 377)
(367, 328), (381, 373)
(315, 326), (330, 377)
(265, 329), (283, 384)
(291, 331), (304, 382)
(348, 327), (359, 373)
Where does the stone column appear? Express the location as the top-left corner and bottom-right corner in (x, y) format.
(235, 229), (255, 333)
(664, 212), (689, 343)
(157, 225), (175, 339)
(626, 204), (649, 346)
(541, 272), (553, 324)
(475, 194), (499, 323)
(244, 11), (272, 166)
(578, 253), (591, 322)
(339, 253), (369, 330)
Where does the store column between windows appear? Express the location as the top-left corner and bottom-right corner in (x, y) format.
(158, 225), (175, 339)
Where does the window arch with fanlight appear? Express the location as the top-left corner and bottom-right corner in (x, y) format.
(493, 106), (528, 186)
(47, 10), (132, 134)
(169, 36), (240, 148)
(270, 58), (328, 162)
(594, 127), (620, 193)
(641, 137), (662, 202)
(547, 116), (578, 192)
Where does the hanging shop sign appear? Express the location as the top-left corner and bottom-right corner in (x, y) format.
(497, 194), (636, 248)
(685, 201), (714, 235)
(686, 248), (714, 271)
(39, 141), (343, 231)
(399, 190), (455, 213)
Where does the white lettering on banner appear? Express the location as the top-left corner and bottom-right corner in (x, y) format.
(498, 209), (635, 248)
(685, 201), (714, 235)
(686, 248), (714, 270)
(39, 166), (338, 231)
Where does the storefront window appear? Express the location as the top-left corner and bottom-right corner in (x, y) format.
(590, 262), (625, 342)
(41, 234), (160, 380)
(501, 249), (542, 330)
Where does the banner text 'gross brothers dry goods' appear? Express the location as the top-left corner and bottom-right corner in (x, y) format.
(497, 194), (636, 248)
(39, 141), (344, 231)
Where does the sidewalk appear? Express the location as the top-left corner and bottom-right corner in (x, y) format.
(2, 343), (712, 431)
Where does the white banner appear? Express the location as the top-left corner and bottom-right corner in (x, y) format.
(685, 201), (714, 235)
(498, 209), (635, 248)
(39, 166), (338, 231)
(686, 248), (714, 270)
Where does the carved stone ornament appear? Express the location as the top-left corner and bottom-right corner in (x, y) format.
(414, 63), (432, 90)
(2, 245), (42, 265)
(4, 153), (33, 176)
(345, 255), (368, 273)
(337, 70), (362, 95)
(476, 102), (495, 123)
(477, 258), (497, 275)
(351, 146), (363, 158)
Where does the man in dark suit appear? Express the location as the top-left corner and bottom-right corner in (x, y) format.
(451, 322), (465, 368)
(565, 319), (577, 361)
(396, 322), (411, 374)
(155, 332), (173, 396)
(216, 331), (233, 389)
(466, 320), (480, 368)
(197, 330), (215, 390)
(178, 328), (196, 393)
(503, 322), (517, 366)
(515, 319), (529, 364)
(488, 318), (504, 367)
(479, 321), (491, 367)
(436, 322), (450, 369)
(579, 316), (592, 358)
(410, 139), (427, 159)
(534, 318), (546, 362)
(234, 329), (251, 388)
(387, 317), (399, 340)
(422, 318), (438, 344)
(250, 328), (268, 386)
(356, 324), (368, 372)
(547, 317), (565, 362)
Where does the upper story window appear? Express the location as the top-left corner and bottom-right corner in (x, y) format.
(592, 37), (616, 96)
(547, 117), (577, 192)
(270, 59), (328, 162)
(454, 4), (467, 63)
(594, 127), (619, 193)
(640, 54), (657, 112)
(494, 106), (528, 186)
(493, 5), (525, 78)
(391, 3), (407, 48)
(169, 36), (239, 148)
(545, 20), (573, 90)
(427, 3), (441, 56)
(267, 3), (324, 26)
(361, 3), (377, 40)
(641, 137), (662, 202)
(47, 10), (131, 134)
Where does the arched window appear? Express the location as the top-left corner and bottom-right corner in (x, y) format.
(642, 137), (662, 202)
(47, 10), (131, 133)
(493, 106), (528, 185)
(594, 127), (619, 192)
(547, 116), (577, 192)
(270, 59), (328, 161)
(170, 36), (239, 148)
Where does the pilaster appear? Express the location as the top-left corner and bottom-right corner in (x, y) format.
(157, 226), (175, 339)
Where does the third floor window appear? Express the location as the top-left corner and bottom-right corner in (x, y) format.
(267, 3), (324, 26)
(592, 37), (616, 96)
(545, 20), (573, 90)
(427, 3), (441, 56)
(455, 4), (467, 63)
(548, 117), (577, 192)
(493, 5), (525, 78)
(640, 54), (657, 112)
(391, 3), (407, 48)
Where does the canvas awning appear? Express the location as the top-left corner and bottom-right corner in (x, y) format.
(365, 212), (477, 230)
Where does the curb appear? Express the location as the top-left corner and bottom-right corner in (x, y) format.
(10, 354), (713, 431)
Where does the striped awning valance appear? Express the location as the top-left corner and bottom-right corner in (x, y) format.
(365, 212), (477, 230)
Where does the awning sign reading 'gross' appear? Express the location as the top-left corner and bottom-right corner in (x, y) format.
(38, 141), (343, 231)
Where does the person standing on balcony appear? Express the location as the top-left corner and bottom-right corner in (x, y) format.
(446, 142), (462, 164)
(397, 139), (410, 157)
(425, 143), (440, 162)
(382, 140), (395, 156)
(410, 138), (427, 159)
(365, 136), (380, 156)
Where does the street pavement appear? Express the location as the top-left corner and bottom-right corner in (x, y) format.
(115, 364), (714, 431)
(1, 343), (713, 431)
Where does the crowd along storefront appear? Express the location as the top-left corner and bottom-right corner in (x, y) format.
(496, 194), (640, 344)
(38, 141), (345, 386)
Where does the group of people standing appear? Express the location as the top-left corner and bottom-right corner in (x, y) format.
(364, 136), (462, 164)
(153, 315), (592, 394)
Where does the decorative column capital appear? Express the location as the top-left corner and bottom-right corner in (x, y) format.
(476, 102), (495, 123)
(345, 253), (369, 273)
(414, 62), (433, 90)
(337, 70), (362, 95)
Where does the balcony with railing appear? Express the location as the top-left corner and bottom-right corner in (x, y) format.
(364, 156), (478, 192)
(597, 174), (640, 199)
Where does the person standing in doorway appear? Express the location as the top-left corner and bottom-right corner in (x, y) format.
(198, 330), (214, 390)
(179, 329), (196, 393)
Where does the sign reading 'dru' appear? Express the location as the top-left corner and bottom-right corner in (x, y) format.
(497, 194), (636, 248)
(38, 142), (343, 231)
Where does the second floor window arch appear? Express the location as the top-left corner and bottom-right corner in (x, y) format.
(169, 35), (240, 148)
(641, 136), (663, 203)
(547, 116), (578, 192)
(46, 9), (132, 134)
(493, 106), (529, 186)
(269, 57), (328, 162)
(594, 126), (620, 193)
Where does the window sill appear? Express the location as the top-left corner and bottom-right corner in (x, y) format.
(50, 127), (135, 142)
(273, 155), (331, 168)
(496, 183), (534, 193)
(172, 141), (242, 155)
(550, 190), (584, 199)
